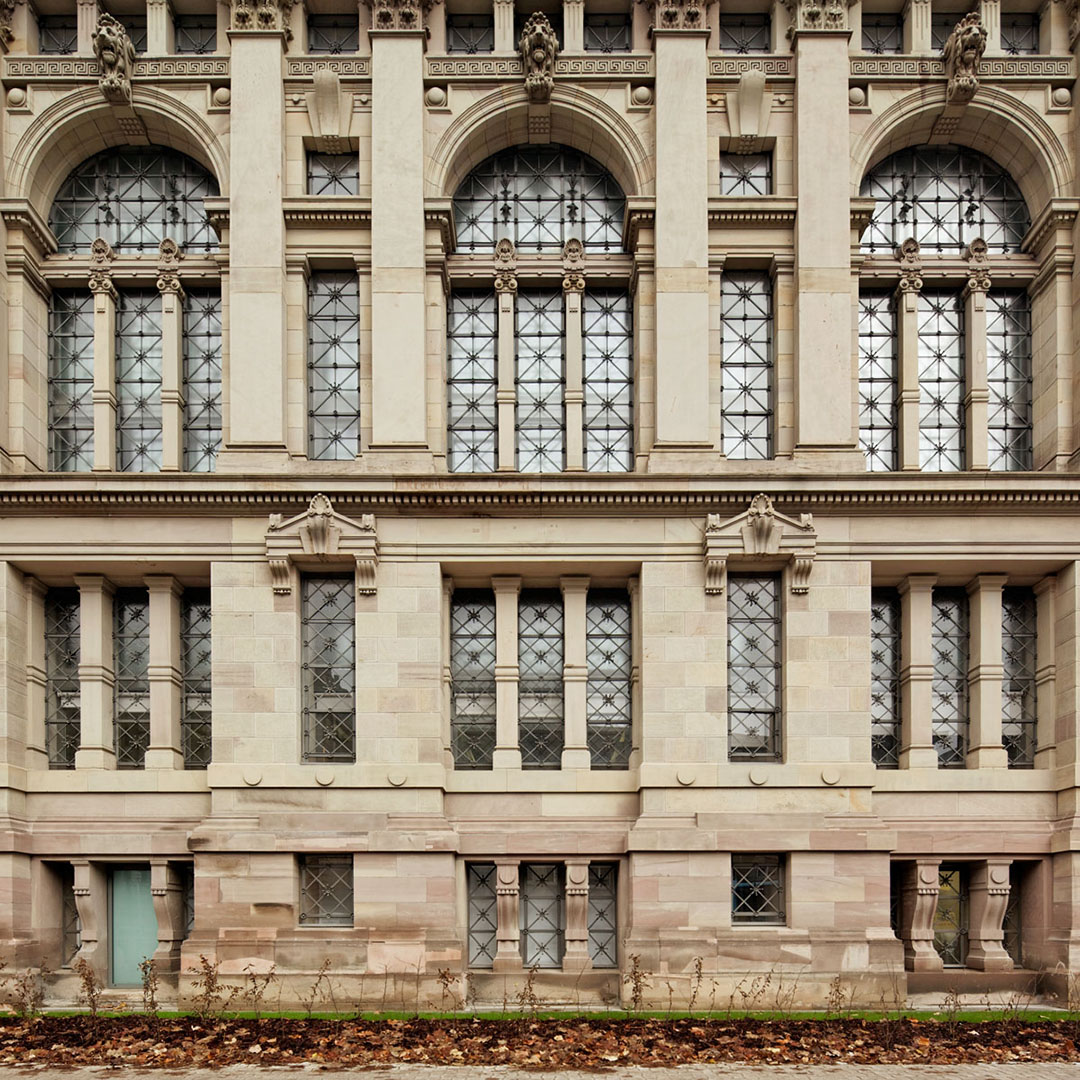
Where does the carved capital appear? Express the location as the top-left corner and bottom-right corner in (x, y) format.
(361, 0), (438, 31)
(494, 237), (518, 293)
(156, 237), (185, 297)
(93, 12), (136, 105)
(231, 0), (294, 37)
(943, 11), (986, 105)
(783, 0), (850, 35)
(640, 0), (712, 31)
(964, 236), (991, 293)
(895, 238), (923, 294)
(519, 11), (558, 104)
(561, 237), (585, 292)
(88, 237), (117, 296)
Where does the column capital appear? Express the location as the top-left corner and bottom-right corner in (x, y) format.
(492, 575), (522, 595)
(895, 238), (924, 294)
(74, 573), (116, 597)
(144, 574), (185, 598)
(559, 575), (591, 597)
(1034, 574), (1057, 597)
(88, 237), (118, 298)
(24, 574), (48, 600)
(898, 573), (937, 596)
(966, 572), (1009, 596)
(963, 237), (992, 296)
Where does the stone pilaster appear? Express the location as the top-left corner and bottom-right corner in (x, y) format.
(899, 574), (938, 769)
(144, 575), (184, 770)
(963, 239), (991, 471)
(1034, 574), (1057, 769)
(903, 0), (931, 51)
(562, 0), (584, 50)
(492, 859), (522, 971)
(967, 858), (1013, 970)
(560, 576), (590, 770)
(495, 242), (518, 472)
(76, 0), (99, 54)
(88, 241), (117, 474)
(563, 242), (585, 472)
(978, 0), (1001, 52)
(493, 0), (514, 51)
(492, 576), (521, 770)
(73, 575), (115, 770)
(146, 0), (175, 53)
(562, 860), (592, 970)
(966, 574), (1009, 770)
(901, 858), (943, 971)
(157, 241), (185, 473)
(24, 577), (48, 772)
(895, 239), (923, 471)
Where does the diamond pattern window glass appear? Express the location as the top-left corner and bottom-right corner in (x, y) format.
(520, 863), (565, 968)
(861, 12), (903, 52)
(308, 272), (361, 461)
(447, 290), (498, 473)
(1001, 13), (1039, 54)
(732, 854), (785, 925)
(50, 147), (219, 254)
(871, 588), (901, 768)
(918, 289), (965, 472)
(453, 146), (625, 254)
(301, 576), (356, 763)
(181, 589), (212, 770)
(932, 587), (968, 768)
(1002, 586), (1037, 769)
(718, 153), (772, 196)
(447, 14), (495, 52)
(858, 291), (898, 472)
(307, 14), (359, 52)
(588, 863), (618, 968)
(60, 866), (81, 966)
(727, 576), (781, 761)
(519, 591), (564, 770)
(307, 152), (360, 196)
(582, 289), (633, 473)
(299, 855), (353, 926)
(45, 588), (81, 770)
(860, 146), (1030, 255)
(986, 290), (1032, 471)
(115, 289), (163, 473)
(183, 289), (222, 473)
(516, 290), (566, 472)
(38, 15), (78, 53)
(48, 291), (95, 472)
(467, 863), (498, 968)
(721, 272), (773, 460)
(114, 588), (150, 770)
(934, 864), (969, 966)
(584, 13), (631, 51)
(586, 591), (632, 770)
(451, 591), (497, 770)
(717, 13), (770, 51)
(174, 14), (217, 53)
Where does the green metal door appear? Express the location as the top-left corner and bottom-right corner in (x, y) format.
(110, 868), (157, 987)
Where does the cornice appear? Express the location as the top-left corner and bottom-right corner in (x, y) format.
(1023, 197), (1080, 256)
(0, 199), (58, 256)
(848, 54), (1074, 80)
(708, 197), (797, 227)
(282, 197), (372, 228)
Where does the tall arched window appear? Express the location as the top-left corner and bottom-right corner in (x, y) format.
(447, 145), (633, 473)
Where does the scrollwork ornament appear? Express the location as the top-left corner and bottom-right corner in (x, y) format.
(782, 0), (849, 34)
(494, 237), (518, 293)
(88, 237), (117, 296)
(964, 236), (991, 293)
(156, 237), (185, 296)
(640, 0), (709, 31)
(519, 11), (558, 104)
(895, 238), (923, 294)
(943, 11), (987, 104)
(561, 237), (585, 292)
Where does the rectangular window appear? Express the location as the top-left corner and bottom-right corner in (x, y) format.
(114, 588), (151, 770)
(918, 290), (965, 472)
(516, 290), (566, 473)
(718, 152), (772, 196)
(447, 290), (498, 473)
(307, 14), (359, 52)
(182, 864), (195, 938)
(933, 863), (969, 966)
(717, 13), (770, 51)
(582, 289), (633, 473)
(520, 863), (564, 968)
(307, 152), (360, 197)
(183, 289), (222, 473)
(1002, 586), (1036, 769)
(930, 12), (960, 50)
(48, 291), (95, 472)
(721, 272), (773, 460)
(584, 13), (631, 51)
(119, 15), (147, 51)
(60, 865), (82, 966)
(1002, 863), (1024, 964)
(727, 576), (781, 761)
(308, 272), (361, 461)
(45, 588), (81, 770)
(731, 854), (785, 925)
(174, 13), (217, 53)
(116, 290), (163, 473)
(518, 591), (564, 770)
(858, 291), (898, 472)
(986, 290), (1032, 472)
(447, 13), (495, 52)
(1001, 12), (1038, 53)
(588, 863), (618, 968)
(586, 591), (632, 769)
(870, 587), (901, 768)
(299, 855), (354, 926)
(861, 12), (903, 53)
(931, 587), (968, 768)
(450, 590), (497, 770)
(301, 576), (356, 763)
(181, 588), (212, 769)
(38, 15), (78, 53)
(467, 863), (498, 968)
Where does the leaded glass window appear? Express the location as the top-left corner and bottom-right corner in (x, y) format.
(454, 146), (625, 254)
(519, 591), (564, 770)
(467, 863), (498, 968)
(48, 291), (95, 472)
(918, 290), (965, 472)
(181, 589), (212, 769)
(120, 15), (147, 52)
(718, 153), (772, 196)
(932, 588), (968, 768)
(727, 576), (781, 761)
(448, 291), (498, 473)
(861, 12), (903, 53)
(520, 863), (564, 968)
(451, 591), (497, 770)
(859, 291), (898, 472)
(45, 589), (81, 770)
(986, 290), (1032, 471)
(301, 576), (356, 763)
(183, 289), (222, 473)
(1001, 13), (1038, 54)
(584, 13), (631, 51)
(934, 864), (969, 966)
(447, 14), (494, 52)
(1002, 586), (1037, 769)
(860, 146), (1030, 255)
(38, 15), (78, 53)
(307, 14), (359, 52)
(721, 272), (773, 460)
(308, 272), (361, 461)
(299, 855), (353, 926)
(516, 290), (565, 472)
(307, 152), (360, 197)
(717, 13), (770, 51)
(930, 13), (960, 50)
(583, 290), (633, 472)
(731, 854), (785, 925)
(116, 289), (163, 473)
(1003, 865), (1022, 964)
(588, 863), (618, 968)
(586, 592), (631, 769)
(174, 14), (217, 53)
(114, 588), (150, 770)
(60, 866), (81, 966)
(871, 588), (901, 768)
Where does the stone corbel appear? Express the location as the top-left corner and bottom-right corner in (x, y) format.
(92, 12), (148, 136)
(703, 493), (816, 595)
(724, 68), (771, 155)
(931, 12), (987, 138)
(231, 0), (294, 37)
(963, 236), (992, 295)
(901, 859), (943, 972)
(88, 237), (117, 298)
(520, 11), (558, 143)
(895, 238), (923, 294)
(494, 237), (518, 293)
(306, 68), (352, 155)
(562, 237), (585, 292)
(265, 493), (378, 596)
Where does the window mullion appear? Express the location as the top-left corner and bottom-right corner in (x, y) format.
(495, 254), (517, 472)
(560, 576), (589, 769)
(898, 574), (938, 769)
(157, 246), (185, 473)
(963, 241), (992, 471)
(89, 245), (118, 473)
(563, 264), (585, 472)
(145, 575), (184, 770)
(895, 243), (922, 471)
(966, 574), (1009, 770)
(1033, 575), (1057, 769)
(492, 575), (522, 769)
(73, 575), (116, 769)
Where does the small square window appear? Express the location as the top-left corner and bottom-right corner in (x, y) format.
(308, 14), (359, 53)
(1001, 12), (1038, 54)
(447, 13), (494, 53)
(717, 13), (770, 53)
(731, 854), (785, 925)
(930, 12), (960, 50)
(718, 152), (772, 196)
(299, 855), (354, 926)
(38, 15), (78, 54)
(307, 152), (360, 196)
(861, 12), (903, 54)
(584, 13), (631, 52)
(119, 15), (147, 52)
(175, 14), (217, 54)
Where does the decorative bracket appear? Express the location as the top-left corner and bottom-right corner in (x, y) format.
(895, 238), (923, 294)
(494, 238), (518, 293)
(307, 68), (352, 154)
(561, 237), (585, 292)
(520, 11), (558, 143)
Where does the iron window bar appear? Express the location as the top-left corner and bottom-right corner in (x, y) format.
(858, 291), (898, 472)
(918, 289), (965, 472)
(174, 14), (217, 53)
(732, 854), (785, 924)
(182, 289), (223, 473)
(519, 863), (565, 968)
(518, 591), (565, 769)
(717, 13), (770, 52)
(45, 589), (81, 770)
(307, 14), (360, 53)
(933, 864), (969, 965)
(586, 591), (632, 769)
(870, 588), (901, 768)
(583, 14), (631, 52)
(38, 15), (78, 53)
(447, 14), (495, 52)
(986, 290), (1033, 471)
(582, 290), (633, 473)
(301, 576), (357, 763)
(181, 589), (212, 769)
(48, 292), (95, 473)
(307, 272), (361, 461)
(114, 588), (151, 769)
(467, 863), (498, 968)
(861, 12), (903, 53)
(1001, 586), (1037, 768)
(450, 591), (498, 770)
(587, 864), (618, 967)
(299, 855), (354, 926)
(307, 152), (360, 197)
(447, 290), (499, 474)
(727, 575), (781, 761)
(931, 587), (969, 768)
(115, 289), (164, 473)
(718, 152), (772, 197)
(721, 272), (774, 461)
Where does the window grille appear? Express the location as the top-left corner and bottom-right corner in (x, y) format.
(114, 588), (151, 769)
(889, 863), (902, 935)
(586, 592), (632, 769)
(308, 272), (361, 461)
(1002, 865), (1022, 964)
(518, 591), (564, 770)
(516, 290), (566, 473)
(582, 290), (633, 472)
(307, 152), (360, 197)
(871, 588), (901, 768)
(450, 591), (497, 770)
(182, 865), (195, 937)
(930, 12), (960, 50)
(301, 576), (356, 763)
(50, 147), (220, 254)
(717, 13), (770, 51)
(858, 291), (898, 472)
(986, 290), (1032, 471)
(918, 290), (965, 472)
(520, 863), (565, 968)
(299, 855), (354, 926)
(447, 14), (494, 52)
(120, 15), (147, 51)
(1001, 13), (1038, 54)
(447, 291), (498, 473)
(467, 863), (498, 968)
(731, 854), (785, 924)
(1002, 586), (1037, 769)
(115, 289), (163, 473)
(721, 272), (773, 460)
(588, 863), (618, 968)
(181, 589), (212, 769)
(861, 12), (903, 53)
(718, 152), (772, 196)
(307, 14), (359, 52)
(931, 588), (968, 768)
(48, 291), (95, 472)
(933, 864), (969, 965)
(45, 589), (81, 770)
(183, 289), (222, 472)
(61, 866), (81, 966)
(860, 146), (1030, 255)
(174, 14), (217, 53)
(727, 576), (781, 761)
(453, 146), (625, 255)
(38, 15), (78, 53)
(583, 13), (631, 51)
